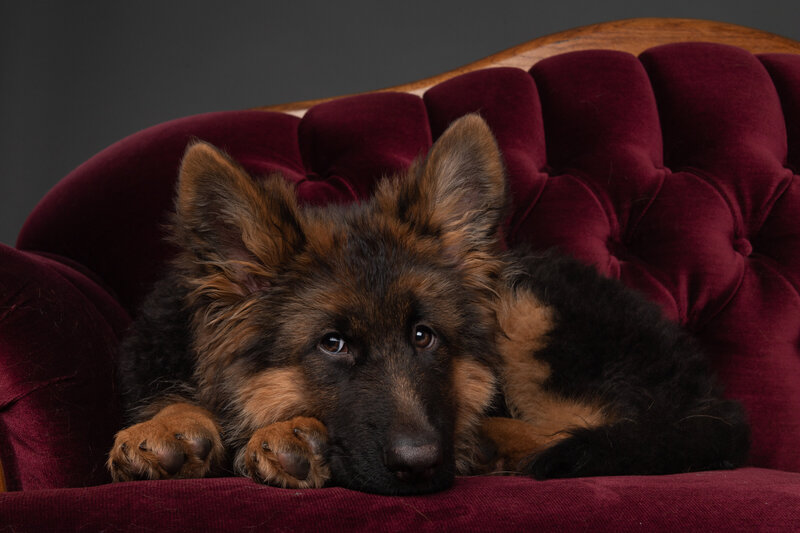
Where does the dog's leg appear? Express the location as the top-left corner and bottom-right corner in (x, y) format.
(474, 417), (568, 475)
(522, 399), (750, 479)
(242, 417), (330, 489)
(480, 398), (749, 479)
(108, 402), (224, 481)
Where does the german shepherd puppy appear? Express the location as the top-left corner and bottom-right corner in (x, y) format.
(107, 115), (749, 494)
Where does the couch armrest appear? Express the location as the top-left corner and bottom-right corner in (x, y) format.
(0, 244), (129, 490)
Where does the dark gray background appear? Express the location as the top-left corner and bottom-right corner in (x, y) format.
(1, 1), (798, 246)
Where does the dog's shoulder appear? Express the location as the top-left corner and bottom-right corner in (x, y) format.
(497, 248), (711, 399)
(118, 273), (196, 414)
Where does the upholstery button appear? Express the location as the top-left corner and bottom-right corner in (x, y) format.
(733, 238), (752, 256)
(606, 238), (626, 258)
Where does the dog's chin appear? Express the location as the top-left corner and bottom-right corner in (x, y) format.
(328, 458), (455, 495)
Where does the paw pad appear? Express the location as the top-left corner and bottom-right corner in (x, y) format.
(107, 405), (222, 482)
(243, 417), (330, 489)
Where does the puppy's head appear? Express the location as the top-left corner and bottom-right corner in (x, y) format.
(172, 114), (505, 494)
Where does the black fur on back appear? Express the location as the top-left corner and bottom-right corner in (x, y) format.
(503, 248), (750, 477)
(117, 274), (195, 419)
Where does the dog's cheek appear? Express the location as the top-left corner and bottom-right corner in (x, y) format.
(450, 358), (497, 474)
(230, 366), (319, 435)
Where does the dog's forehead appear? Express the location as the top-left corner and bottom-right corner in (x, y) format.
(289, 214), (460, 327)
(302, 207), (428, 276)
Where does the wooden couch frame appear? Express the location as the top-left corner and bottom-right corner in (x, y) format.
(259, 18), (800, 117)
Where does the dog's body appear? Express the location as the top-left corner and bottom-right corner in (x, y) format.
(108, 115), (749, 494)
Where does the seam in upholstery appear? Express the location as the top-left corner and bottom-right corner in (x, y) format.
(688, 255), (749, 333)
(23, 251), (118, 303)
(332, 174), (360, 202)
(621, 167), (668, 243)
(751, 171), (796, 237)
(553, 168), (620, 238)
(240, 152), (305, 175)
(672, 166), (746, 238)
(508, 169), (618, 248)
(0, 283), (32, 323)
(750, 252), (800, 300)
(0, 373), (79, 411)
(689, 251), (800, 334)
(508, 172), (548, 242)
(615, 254), (681, 317)
(28, 252), (129, 328)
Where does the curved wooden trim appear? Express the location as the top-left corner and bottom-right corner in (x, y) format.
(259, 18), (800, 117)
(0, 457), (6, 492)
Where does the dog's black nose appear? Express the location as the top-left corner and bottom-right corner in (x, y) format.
(384, 432), (443, 482)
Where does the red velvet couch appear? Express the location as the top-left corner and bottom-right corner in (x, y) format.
(3, 29), (800, 530)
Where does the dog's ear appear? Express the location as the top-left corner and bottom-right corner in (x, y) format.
(382, 114), (507, 261)
(173, 141), (304, 294)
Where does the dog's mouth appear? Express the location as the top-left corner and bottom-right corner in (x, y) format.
(325, 437), (456, 495)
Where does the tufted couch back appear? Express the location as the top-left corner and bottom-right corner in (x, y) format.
(13, 43), (800, 485)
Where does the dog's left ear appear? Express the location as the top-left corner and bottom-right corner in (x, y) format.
(381, 114), (507, 262)
(172, 141), (305, 295)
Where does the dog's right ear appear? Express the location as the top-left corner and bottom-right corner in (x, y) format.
(378, 114), (507, 267)
(172, 141), (304, 294)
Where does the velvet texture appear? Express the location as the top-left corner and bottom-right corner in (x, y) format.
(2, 469), (799, 532)
(2, 43), (800, 529)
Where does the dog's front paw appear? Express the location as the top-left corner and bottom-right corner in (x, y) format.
(108, 403), (223, 482)
(243, 417), (330, 489)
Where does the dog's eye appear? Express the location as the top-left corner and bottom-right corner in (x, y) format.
(319, 333), (349, 356)
(413, 325), (436, 350)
